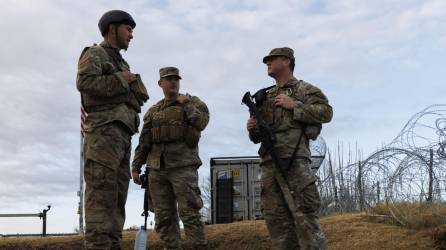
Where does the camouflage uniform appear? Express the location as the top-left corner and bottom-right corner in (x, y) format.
(132, 67), (209, 250)
(249, 48), (332, 250)
(77, 42), (148, 249)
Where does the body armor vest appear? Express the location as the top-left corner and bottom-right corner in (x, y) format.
(261, 81), (321, 140)
(151, 104), (187, 144)
(261, 83), (302, 127)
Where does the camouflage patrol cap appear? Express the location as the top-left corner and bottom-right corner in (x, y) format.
(262, 47), (295, 63)
(159, 67), (182, 79)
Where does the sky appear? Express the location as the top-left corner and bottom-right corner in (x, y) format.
(0, 0), (445, 234)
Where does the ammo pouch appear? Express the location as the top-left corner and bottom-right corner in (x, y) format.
(184, 126), (201, 148)
(151, 124), (185, 143)
(127, 92), (142, 113)
(130, 74), (149, 105)
(305, 123), (322, 140)
(151, 106), (186, 143)
(126, 75), (149, 113)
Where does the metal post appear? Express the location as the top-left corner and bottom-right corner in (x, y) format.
(42, 213), (46, 237)
(357, 161), (364, 211)
(427, 148), (434, 202)
(40, 205), (51, 237)
(377, 181), (380, 204)
(328, 151), (338, 208)
(79, 132), (85, 234)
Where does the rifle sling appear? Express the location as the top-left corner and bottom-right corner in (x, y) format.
(286, 124), (307, 170)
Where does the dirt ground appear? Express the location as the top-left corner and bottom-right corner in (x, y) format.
(0, 212), (439, 250)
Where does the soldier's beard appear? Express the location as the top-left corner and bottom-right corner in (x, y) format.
(117, 38), (129, 51)
(115, 26), (130, 51)
(115, 32), (129, 51)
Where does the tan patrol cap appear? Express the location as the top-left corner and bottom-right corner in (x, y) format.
(159, 67), (182, 79)
(262, 47), (295, 63)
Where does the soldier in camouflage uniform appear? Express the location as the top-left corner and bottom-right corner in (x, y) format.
(132, 67), (209, 250)
(247, 47), (332, 250)
(76, 10), (149, 250)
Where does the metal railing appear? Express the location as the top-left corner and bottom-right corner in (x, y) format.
(0, 205), (51, 237)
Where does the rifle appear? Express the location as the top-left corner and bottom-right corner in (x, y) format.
(133, 166), (152, 250)
(139, 166), (153, 230)
(242, 91), (320, 249)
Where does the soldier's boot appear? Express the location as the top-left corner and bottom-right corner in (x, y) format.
(110, 245), (122, 250)
(180, 209), (207, 249)
(183, 238), (208, 250)
(84, 230), (113, 250)
(192, 242), (208, 250)
(314, 231), (326, 250)
(155, 209), (182, 250)
(183, 232), (208, 249)
(160, 237), (182, 250)
(299, 230), (326, 250)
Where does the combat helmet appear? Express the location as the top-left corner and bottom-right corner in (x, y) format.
(98, 10), (136, 36)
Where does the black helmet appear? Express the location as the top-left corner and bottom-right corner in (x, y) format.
(98, 10), (136, 36)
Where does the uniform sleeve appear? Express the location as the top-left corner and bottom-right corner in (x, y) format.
(183, 96), (210, 131)
(131, 110), (153, 172)
(293, 85), (333, 124)
(76, 47), (130, 97)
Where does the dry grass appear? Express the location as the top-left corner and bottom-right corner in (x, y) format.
(324, 212), (434, 250)
(0, 235), (85, 250)
(369, 202), (446, 229)
(0, 213), (438, 250)
(431, 225), (446, 250)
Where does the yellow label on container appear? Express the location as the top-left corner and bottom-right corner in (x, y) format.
(232, 169), (241, 178)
